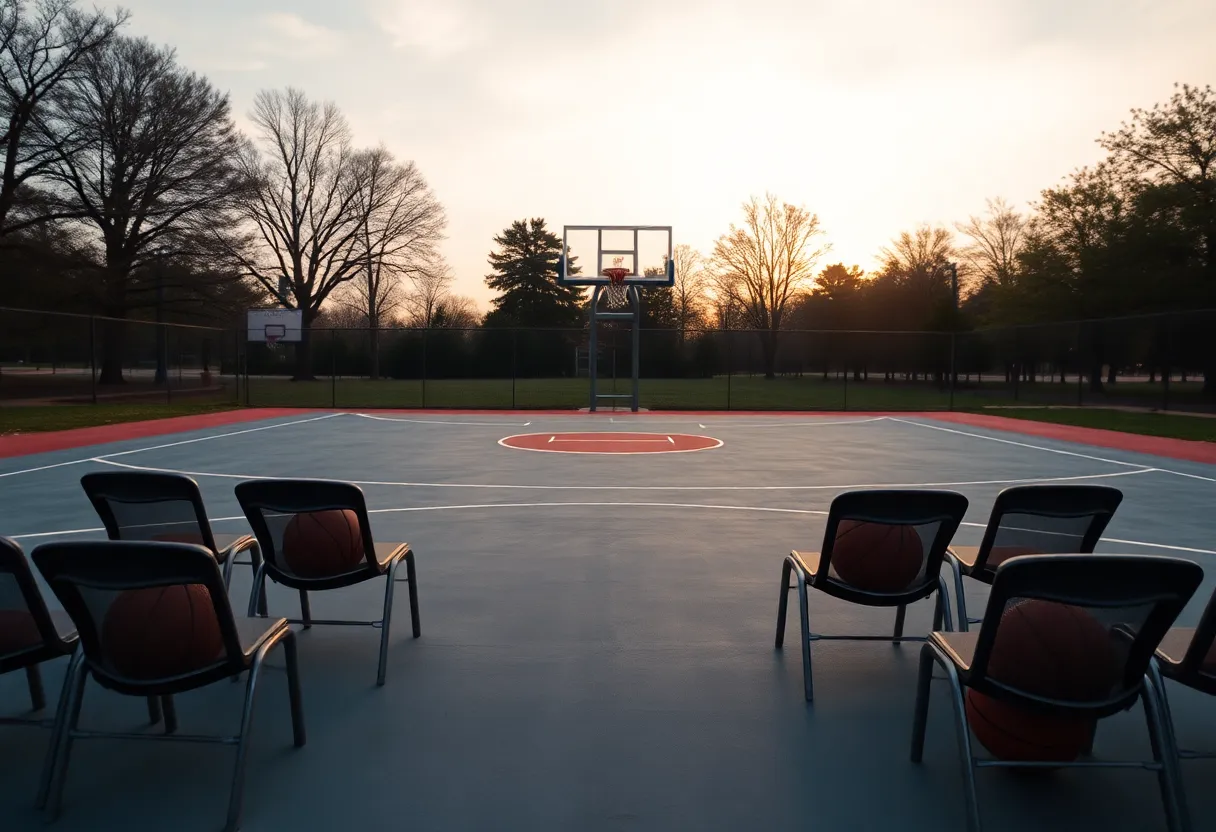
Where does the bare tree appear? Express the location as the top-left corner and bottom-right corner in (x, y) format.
(711, 193), (828, 378)
(0, 0), (126, 235)
(433, 294), (480, 328)
(671, 243), (708, 335)
(956, 198), (1027, 289)
(879, 224), (955, 278)
(403, 258), (455, 328)
(232, 88), (369, 379)
(46, 36), (245, 383)
(348, 145), (445, 377)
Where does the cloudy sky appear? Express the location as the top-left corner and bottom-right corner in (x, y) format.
(117, 0), (1214, 308)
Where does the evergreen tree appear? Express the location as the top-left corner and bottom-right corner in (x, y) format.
(484, 218), (584, 327)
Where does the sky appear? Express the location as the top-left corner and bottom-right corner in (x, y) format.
(114, 0), (1215, 310)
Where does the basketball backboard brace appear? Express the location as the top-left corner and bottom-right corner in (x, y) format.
(558, 226), (675, 412)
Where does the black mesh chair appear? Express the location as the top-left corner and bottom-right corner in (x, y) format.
(775, 489), (969, 703)
(1150, 584), (1216, 828)
(234, 479), (419, 687)
(1, 536), (78, 720)
(945, 485), (1123, 632)
(911, 554), (1202, 832)
(81, 471), (263, 600)
(32, 540), (305, 832)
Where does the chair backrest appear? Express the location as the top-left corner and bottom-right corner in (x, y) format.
(31, 541), (244, 689)
(1176, 586), (1216, 686)
(817, 490), (970, 596)
(967, 554), (1203, 717)
(81, 471), (218, 552)
(970, 485), (1123, 574)
(0, 536), (69, 668)
(233, 479), (379, 580)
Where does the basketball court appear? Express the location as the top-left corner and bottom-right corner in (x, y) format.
(2, 409), (1215, 831)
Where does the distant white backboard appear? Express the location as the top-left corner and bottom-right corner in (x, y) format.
(247, 308), (303, 343)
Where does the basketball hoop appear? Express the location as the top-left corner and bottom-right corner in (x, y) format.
(264, 324), (286, 352)
(602, 257), (630, 307)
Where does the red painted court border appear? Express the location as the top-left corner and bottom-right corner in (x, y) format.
(500, 432), (723, 455)
(0, 408), (313, 459)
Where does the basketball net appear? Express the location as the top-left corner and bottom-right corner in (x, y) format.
(264, 325), (284, 352)
(602, 257), (630, 308)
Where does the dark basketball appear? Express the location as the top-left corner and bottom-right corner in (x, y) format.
(966, 600), (1120, 762)
(281, 509), (364, 578)
(987, 600), (1121, 701)
(830, 519), (924, 593)
(102, 584), (224, 679)
(0, 609), (42, 655)
(966, 690), (1094, 762)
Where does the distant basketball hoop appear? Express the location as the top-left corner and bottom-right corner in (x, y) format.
(264, 324), (286, 351)
(602, 257), (630, 307)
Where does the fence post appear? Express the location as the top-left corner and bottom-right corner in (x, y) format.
(842, 334), (848, 411)
(1076, 322), (1084, 407)
(421, 328), (428, 409)
(948, 332), (956, 411)
(511, 328), (517, 409)
(1162, 313), (1172, 412)
(725, 331), (732, 411)
(88, 316), (97, 405)
(330, 329), (337, 409)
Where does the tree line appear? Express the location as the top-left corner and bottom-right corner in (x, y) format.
(3, 3), (1213, 388)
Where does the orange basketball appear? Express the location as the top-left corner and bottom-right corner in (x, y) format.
(966, 600), (1120, 762)
(966, 690), (1094, 762)
(830, 519), (924, 593)
(281, 509), (364, 578)
(987, 600), (1121, 701)
(102, 584), (224, 679)
(0, 609), (42, 655)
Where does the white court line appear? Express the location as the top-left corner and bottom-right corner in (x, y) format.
(11, 502), (1216, 556)
(548, 438), (673, 444)
(889, 417), (1155, 469)
(0, 413), (343, 480)
(603, 416), (888, 429)
(889, 416), (1216, 483)
(92, 457), (1153, 490)
(354, 413), (532, 427)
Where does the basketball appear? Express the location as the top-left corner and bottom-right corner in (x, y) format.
(966, 690), (1094, 762)
(102, 584), (224, 679)
(0, 609), (42, 655)
(829, 519), (924, 593)
(986, 600), (1121, 701)
(281, 509), (364, 578)
(966, 600), (1120, 762)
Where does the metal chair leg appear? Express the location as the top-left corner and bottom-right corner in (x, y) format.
(36, 650), (84, 809)
(936, 574), (955, 632)
(250, 542), (268, 616)
(283, 632), (306, 747)
(910, 643), (936, 762)
(404, 551), (420, 638)
(797, 573), (814, 703)
(1143, 672), (1190, 832)
(44, 656), (89, 820)
(893, 604), (907, 642)
(224, 643), (270, 832)
(25, 665), (46, 711)
(377, 561), (401, 686)
(947, 555), (968, 632)
(161, 695), (178, 735)
(146, 695), (162, 725)
(941, 659), (982, 832)
(775, 558), (793, 649)
(299, 590), (312, 629)
(247, 561), (268, 618)
(220, 552), (235, 589)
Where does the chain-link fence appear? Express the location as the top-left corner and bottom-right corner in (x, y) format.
(0, 307), (240, 406)
(5, 306), (1215, 412)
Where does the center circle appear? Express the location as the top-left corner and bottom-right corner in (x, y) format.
(498, 432), (723, 455)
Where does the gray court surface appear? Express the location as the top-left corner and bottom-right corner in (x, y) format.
(2, 412), (1215, 832)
